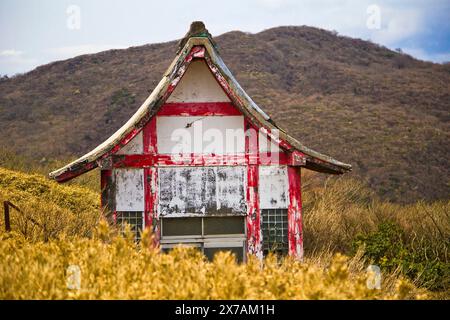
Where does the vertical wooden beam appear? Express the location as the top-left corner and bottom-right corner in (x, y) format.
(143, 116), (159, 246)
(100, 169), (115, 224)
(245, 120), (262, 259)
(143, 117), (157, 155)
(287, 166), (303, 260)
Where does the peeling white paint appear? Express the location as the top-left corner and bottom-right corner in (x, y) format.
(157, 116), (245, 154)
(167, 60), (230, 102)
(259, 166), (289, 209)
(116, 131), (143, 155)
(115, 168), (144, 211)
(258, 130), (280, 153)
(158, 166), (246, 216)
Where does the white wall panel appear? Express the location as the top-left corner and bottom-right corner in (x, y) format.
(258, 130), (280, 153)
(167, 60), (230, 103)
(259, 166), (289, 209)
(158, 166), (246, 216)
(115, 168), (144, 211)
(116, 131), (143, 155)
(157, 116), (245, 154)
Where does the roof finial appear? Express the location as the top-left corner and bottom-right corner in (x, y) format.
(177, 21), (217, 53)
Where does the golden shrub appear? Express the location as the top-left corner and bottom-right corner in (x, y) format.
(0, 228), (426, 300)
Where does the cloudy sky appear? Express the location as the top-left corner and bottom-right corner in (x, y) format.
(1, 0), (449, 76)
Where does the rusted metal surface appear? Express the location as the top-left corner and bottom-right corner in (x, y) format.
(49, 23), (351, 183)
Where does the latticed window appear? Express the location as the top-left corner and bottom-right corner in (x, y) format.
(116, 211), (144, 241)
(261, 209), (288, 256)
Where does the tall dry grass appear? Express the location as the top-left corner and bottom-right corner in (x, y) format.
(0, 167), (100, 240)
(302, 172), (449, 292)
(0, 167), (447, 299)
(0, 225), (426, 300)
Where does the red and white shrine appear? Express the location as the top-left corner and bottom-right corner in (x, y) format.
(50, 22), (351, 261)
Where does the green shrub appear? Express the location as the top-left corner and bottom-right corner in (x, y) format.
(353, 221), (449, 291)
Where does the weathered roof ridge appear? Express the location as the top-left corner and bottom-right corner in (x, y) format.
(177, 21), (217, 54)
(49, 23), (351, 182)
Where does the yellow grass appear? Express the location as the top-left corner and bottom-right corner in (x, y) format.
(0, 226), (426, 300)
(0, 167), (447, 299)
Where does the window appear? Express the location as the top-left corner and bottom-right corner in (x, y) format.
(261, 209), (288, 256)
(259, 166), (289, 256)
(116, 211), (144, 241)
(160, 216), (246, 262)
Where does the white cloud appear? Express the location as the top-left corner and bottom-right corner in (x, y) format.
(0, 49), (24, 57)
(369, 7), (423, 46)
(0, 49), (39, 75)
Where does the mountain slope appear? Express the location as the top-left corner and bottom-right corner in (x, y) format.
(1, 26), (449, 202)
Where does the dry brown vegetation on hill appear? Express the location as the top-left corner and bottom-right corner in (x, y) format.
(0, 26), (449, 202)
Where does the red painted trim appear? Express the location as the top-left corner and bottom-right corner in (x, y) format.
(147, 167), (160, 247)
(186, 46), (205, 61)
(113, 154), (154, 167)
(259, 151), (288, 165)
(54, 161), (97, 183)
(143, 114), (159, 247)
(155, 154), (247, 166)
(144, 167), (152, 229)
(110, 152), (289, 168)
(259, 127), (293, 151)
(245, 119), (262, 259)
(245, 121), (258, 166)
(109, 128), (142, 156)
(287, 166), (303, 260)
(288, 150), (306, 166)
(158, 102), (242, 116)
(143, 117), (157, 155)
